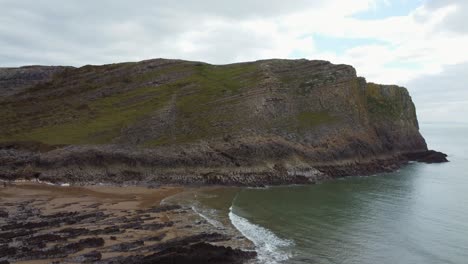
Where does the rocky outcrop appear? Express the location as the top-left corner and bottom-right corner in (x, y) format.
(0, 66), (71, 98)
(0, 188), (255, 264)
(403, 150), (448, 163)
(112, 242), (257, 264)
(0, 59), (447, 185)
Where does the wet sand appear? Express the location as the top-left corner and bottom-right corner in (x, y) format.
(0, 182), (184, 211)
(0, 182), (255, 264)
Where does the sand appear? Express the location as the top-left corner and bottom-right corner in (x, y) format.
(0, 182), (254, 264)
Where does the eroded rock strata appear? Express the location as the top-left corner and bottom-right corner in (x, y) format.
(0, 59), (447, 186)
(0, 184), (255, 264)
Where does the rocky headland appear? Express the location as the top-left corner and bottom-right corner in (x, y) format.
(0, 58), (449, 263)
(0, 59), (447, 186)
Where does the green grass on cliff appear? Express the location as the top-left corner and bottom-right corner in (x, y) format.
(0, 61), (262, 145)
(1, 59), (409, 147)
(7, 84), (176, 145)
(267, 111), (336, 134)
(176, 63), (259, 114)
(150, 63), (262, 145)
(366, 83), (406, 120)
(297, 111), (335, 128)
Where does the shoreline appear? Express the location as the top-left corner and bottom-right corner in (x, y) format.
(0, 148), (449, 263)
(0, 182), (256, 264)
(0, 149), (448, 188)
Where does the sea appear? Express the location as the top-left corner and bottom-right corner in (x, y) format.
(178, 123), (468, 264)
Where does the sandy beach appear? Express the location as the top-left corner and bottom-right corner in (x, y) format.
(0, 182), (255, 264)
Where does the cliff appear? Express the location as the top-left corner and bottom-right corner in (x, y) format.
(0, 59), (447, 185)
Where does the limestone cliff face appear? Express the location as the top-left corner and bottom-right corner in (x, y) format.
(365, 82), (427, 154)
(0, 59), (441, 185)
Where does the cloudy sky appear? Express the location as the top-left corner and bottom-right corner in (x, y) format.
(1, 0), (467, 123)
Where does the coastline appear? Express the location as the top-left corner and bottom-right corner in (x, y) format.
(0, 144), (448, 187)
(0, 148), (449, 263)
(0, 182), (256, 264)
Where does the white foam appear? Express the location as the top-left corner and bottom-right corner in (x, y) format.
(229, 206), (293, 263)
(191, 205), (224, 228)
(12, 179), (57, 186)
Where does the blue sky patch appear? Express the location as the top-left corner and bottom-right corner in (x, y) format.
(353, 0), (423, 20)
(311, 34), (390, 54)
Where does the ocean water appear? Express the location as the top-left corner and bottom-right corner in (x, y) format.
(196, 123), (468, 264)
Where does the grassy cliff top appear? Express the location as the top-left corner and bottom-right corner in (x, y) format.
(0, 58), (416, 147)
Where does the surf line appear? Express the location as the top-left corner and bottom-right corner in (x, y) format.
(228, 190), (294, 263)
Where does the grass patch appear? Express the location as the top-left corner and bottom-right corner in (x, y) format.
(168, 63), (261, 143)
(297, 111), (335, 128)
(5, 82), (177, 145)
(0, 61), (262, 145)
(266, 111), (336, 135)
(366, 83), (406, 120)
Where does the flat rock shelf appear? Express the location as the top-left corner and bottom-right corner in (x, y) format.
(0, 183), (256, 264)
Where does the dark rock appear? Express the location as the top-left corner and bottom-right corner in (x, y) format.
(65, 211), (106, 224)
(27, 237), (106, 259)
(145, 205), (182, 213)
(1, 219), (58, 231)
(145, 233), (166, 242)
(137, 222), (173, 231)
(42, 211), (78, 219)
(132, 242), (255, 264)
(110, 240), (144, 252)
(91, 226), (122, 235)
(0, 245), (16, 258)
(28, 234), (64, 244)
(404, 150), (449, 163)
(119, 222), (143, 230)
(96, 255), (144, 264)
(75, 237), (105, 248)
(57, 227), (90, 238)
(0, 238), (11, 244)
(0, 209), (8, 218)
(0, 229), (35, 240)
(21, 233), (65, 249)
(68, 250), (102, 263)
(140, 233), (230, 253)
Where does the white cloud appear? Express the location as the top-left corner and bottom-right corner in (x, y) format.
(406, 62), (468, 123)
(0, 0), (373, 66)
(1, 0), (467, 122)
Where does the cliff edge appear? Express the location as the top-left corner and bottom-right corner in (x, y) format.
(0, 59), (447, 185)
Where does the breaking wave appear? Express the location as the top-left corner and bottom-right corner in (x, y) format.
(229, 205), (293, 263)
